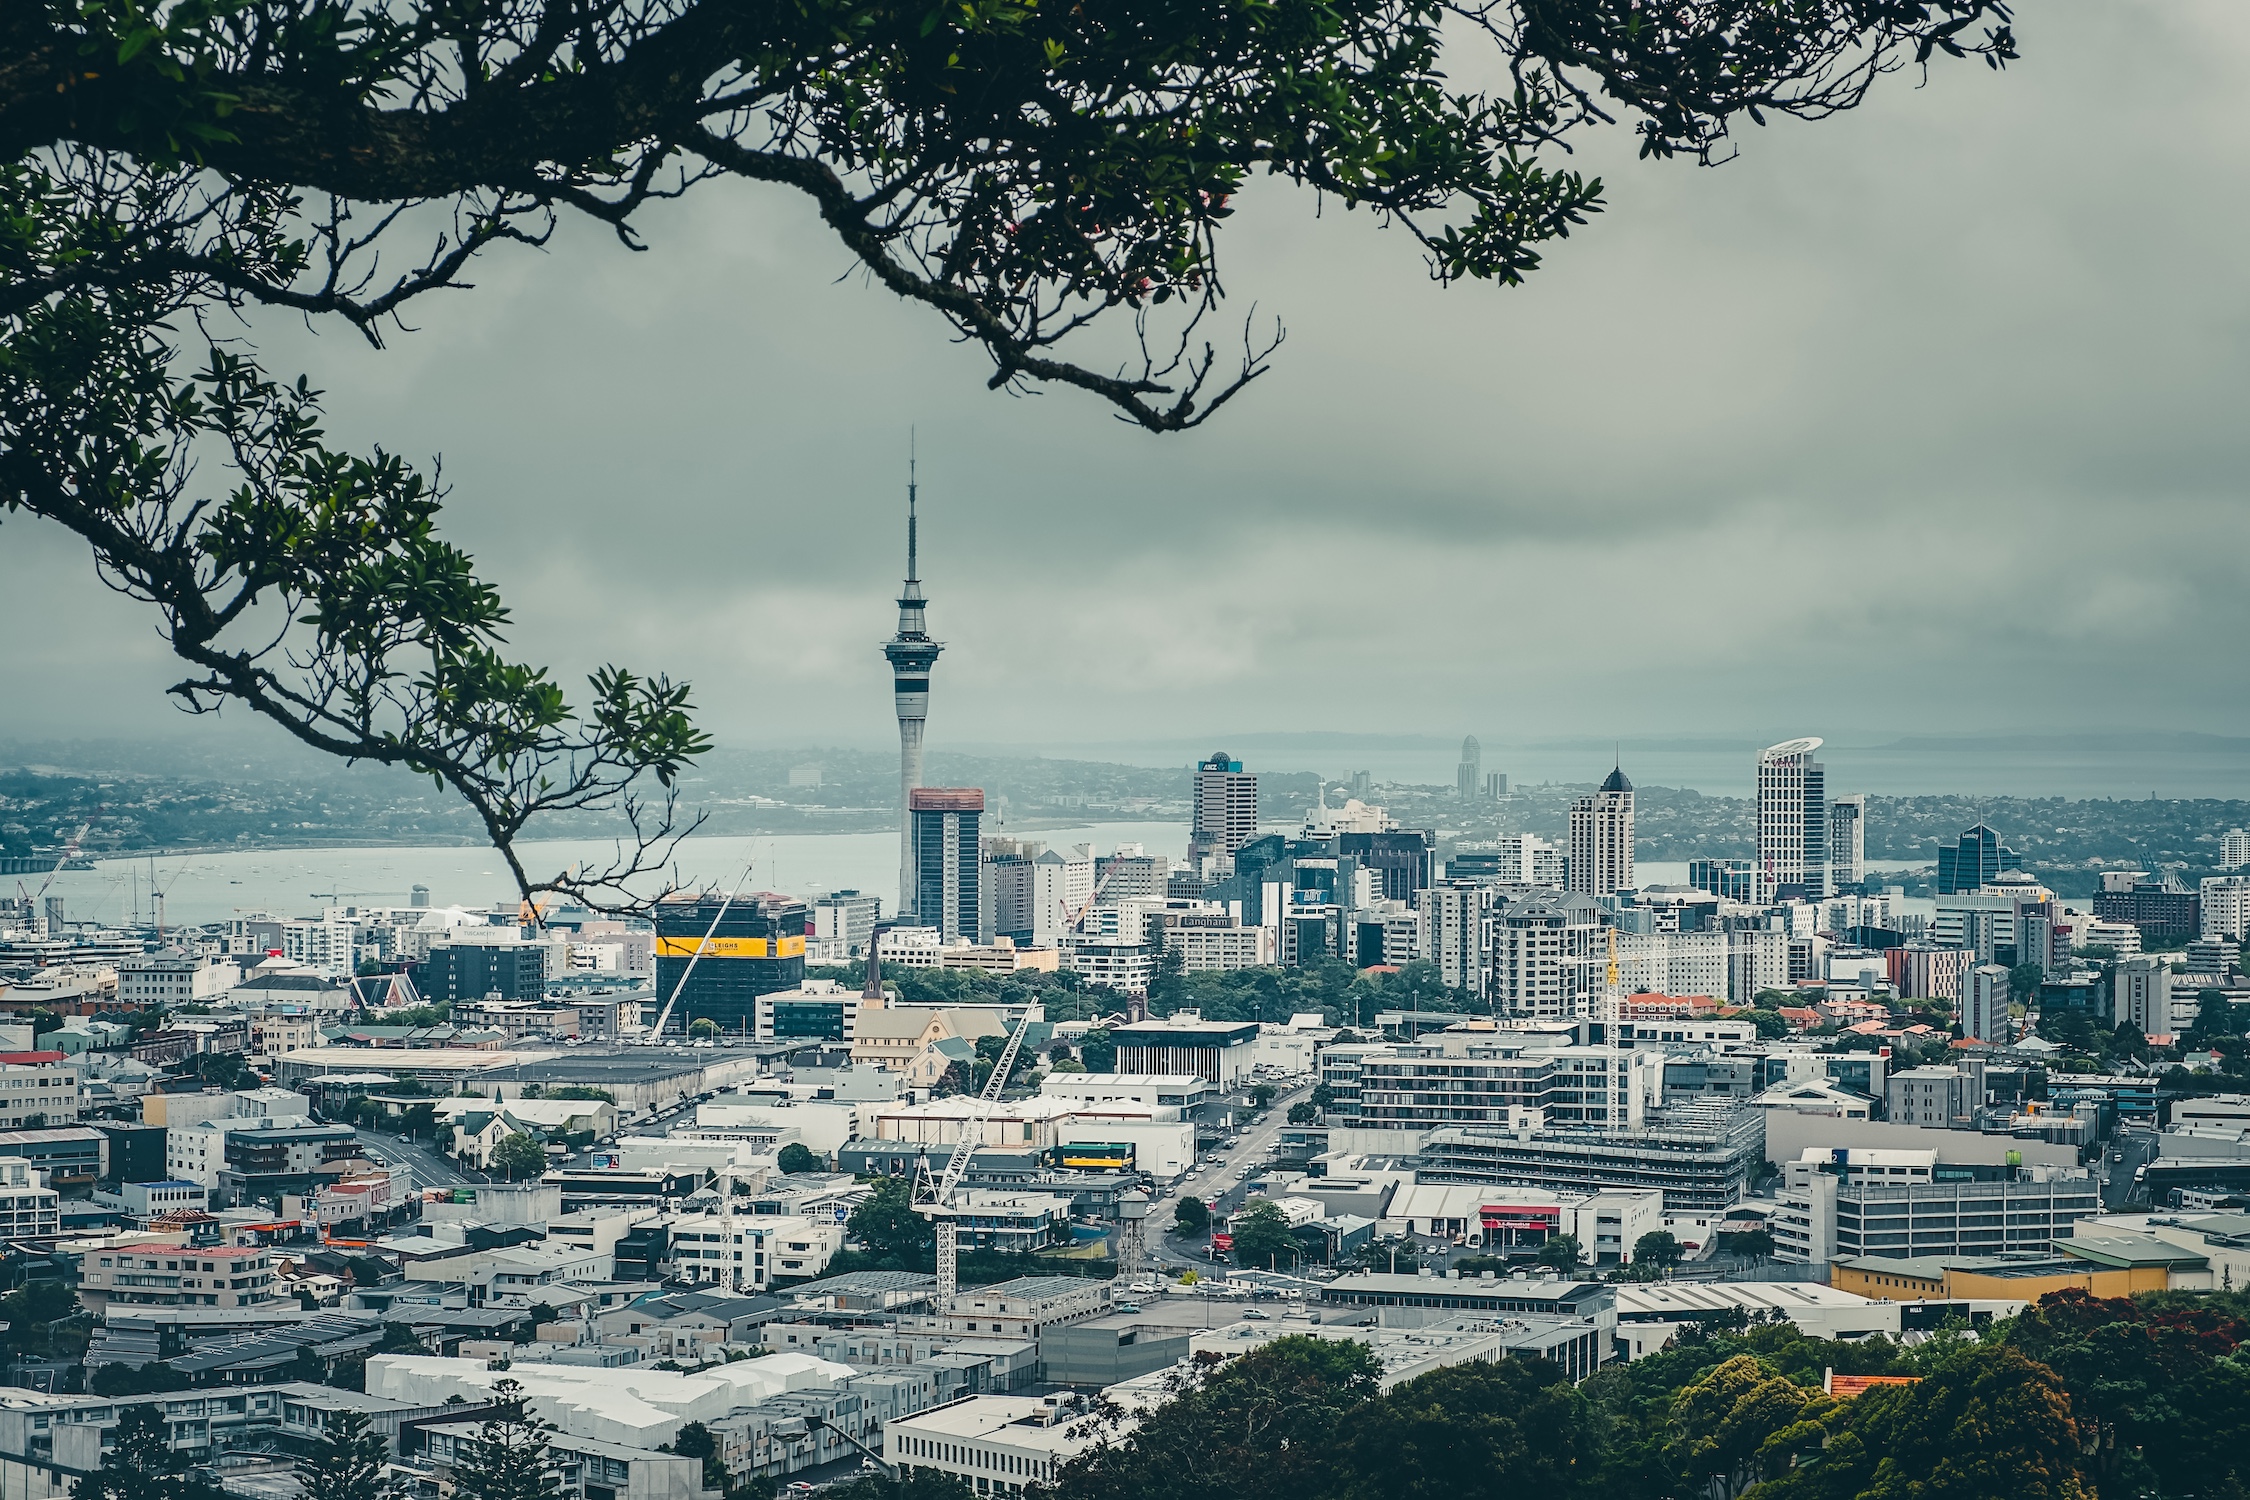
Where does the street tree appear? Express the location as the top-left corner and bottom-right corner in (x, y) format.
(1226, 1199), (1301, 1270)
(1534, 1233), (1583, 1271)
(776, 1143), (823, 1174)
(1633, 1231), (1684, 1269)
(1173, 1195), (1211, 1236)
(490, 1131), (549, 1181)
(450, 1381), (564, 1500)
(71, 1404), (224, 1500)
(294, 1409), (390, 1500)
(847, 1175), (934, 1263)
(1, 1), (2016, 910)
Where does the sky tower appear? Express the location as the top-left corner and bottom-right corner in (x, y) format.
(884, 447), (943, 918)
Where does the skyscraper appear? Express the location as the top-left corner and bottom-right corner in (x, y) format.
(883, 456), (942, 917)
(1827, 795), (1866, 891)
(1189, 751), (1257, 866)
(1756, 738), (1828, 902)
(653, 891), (810, 1033)
(1457, 736), (1482, 800)
(909, 788), (984, 941)
(1568, 765), (1635, 896)
(1936, 823), (2020, 895)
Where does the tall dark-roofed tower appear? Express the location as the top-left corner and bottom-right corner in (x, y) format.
(885, 448), (943, 917)
(1569, 762), (1636, 896)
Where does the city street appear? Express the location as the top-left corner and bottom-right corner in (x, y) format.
(355, 1127), (479, 1190)
(1155, 1077), (1314, 1269)
(2104, 1124), (2159, 1211)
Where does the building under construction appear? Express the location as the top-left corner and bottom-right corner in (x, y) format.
(651, 891), (810, 1034)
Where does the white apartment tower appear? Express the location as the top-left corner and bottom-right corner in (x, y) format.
(1189, 751), (1258, 866)
(2224, 830), (2250, 871)
(1828, 795), (1867, 890)
(1756, 737), (1828, 902)
(1568, 766), (1635, 897)
(1963, 963), (2010, 1044)
(883, 457), (943, 917)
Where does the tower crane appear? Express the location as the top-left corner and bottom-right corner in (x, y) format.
(22, 822), (90, 933)
(1056, 863), (1120, 936)
(914, 1003), (1038, 1302)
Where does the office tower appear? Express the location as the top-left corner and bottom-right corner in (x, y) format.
(1756, 737), (1827, 901)
(1457, 736), (1482, 800)
(1688, 858), (1756, 903)
(1935, 823), (2020, 895)
(1484, 772), (1507, 799)
(653, 891), (810, 1033)
(1189, 751), (1257, 865)
(909, 788), (984, 941)
(1350, 770), (1373, 800)
(1963, 964), (2010, 1044)
(883, 457), (943, 917)
(409, 884), (430, 909)
(2225, 830), (2250, 870)
(1568, 765), (1635, 896)
(42, 897), (62, 936)
(1827, 795), (1866, 890)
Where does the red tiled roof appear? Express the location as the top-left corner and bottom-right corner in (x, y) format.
(1826, 1373), (1920, 1399)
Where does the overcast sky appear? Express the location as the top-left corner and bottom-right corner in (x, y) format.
(7, 1), (2249, 782)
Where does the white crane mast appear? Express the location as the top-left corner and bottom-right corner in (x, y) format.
(919, 1004), (1039, 1301)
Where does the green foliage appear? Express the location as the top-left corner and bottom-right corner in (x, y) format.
(1250, 1084), (1276, 1108)
(293, 1408), (389, 1500)
(1742, 1346), (2089, 1500)
(1309, 1083), (1335, 1109)
(1051, 1338), (1383, 1500)
(1999, 1288), (2250, 1496)
(776, 1143), (823, 1175)
(1633, 1231), (1684, 1269)
(1535, 1234), (1584, 1271)
(70, 1403), (222, 1500)
(385, 1004), (453, 1027)
(490, 1131), (549, 1181)
(820, 1471), (972, 1500)
(542, 1085), (618, 1104)
(1078, 1030), (1118, 1073)
(1172, 1195), (1210, 1236)
(1225, 1199), (1301, 1270)
(663, 1420), (732, 1490)
(449, 1380), (564, 1500)
(0, 1278), (79, 1354)
(1717, 1229), (1778, 1261)
(1744, 1009), (1791, 1040)
(847, 1176), (934, 1262)
(688, 1018), (721, 1039)
(1286, 1101), (1315, 1124)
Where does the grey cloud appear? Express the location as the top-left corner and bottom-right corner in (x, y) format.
(4, 0), (2248, 759)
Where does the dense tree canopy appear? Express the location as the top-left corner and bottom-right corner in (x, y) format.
(1, 0), (2014, 899)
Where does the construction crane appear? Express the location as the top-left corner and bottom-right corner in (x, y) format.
(915, 1003), (1038, 1302)
(1056, 863), (1120, 936)
(21, 822), (90, 933)
(643, 861), (754, 1042)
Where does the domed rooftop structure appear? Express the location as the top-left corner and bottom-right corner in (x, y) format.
(1601, 765), (1633, 794)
